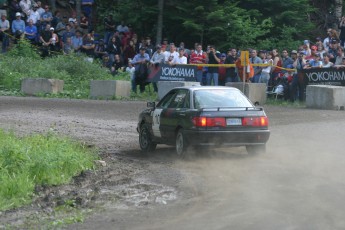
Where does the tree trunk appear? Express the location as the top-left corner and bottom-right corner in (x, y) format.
(334, 0), (343, 24)
(49, 0), (56, 12)
(76, 0), (81, 22)
(156, 0), (164, 46)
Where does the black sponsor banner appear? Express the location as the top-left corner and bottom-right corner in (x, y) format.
(147, 64), (197, 82)
(299, 68), (345, 86)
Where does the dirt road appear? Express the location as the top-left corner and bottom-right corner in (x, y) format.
(1, 96), (345, 230)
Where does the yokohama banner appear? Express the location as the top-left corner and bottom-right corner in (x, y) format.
(147, 64), (197, 82)
(299, 68), (345, 86)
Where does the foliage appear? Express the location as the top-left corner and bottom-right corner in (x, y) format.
(0, 51), (128, 99)
(93, 0), (318, 52)
(0, 129), (98, 211)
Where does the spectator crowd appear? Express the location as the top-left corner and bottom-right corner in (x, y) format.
(1, 1), (345, 100)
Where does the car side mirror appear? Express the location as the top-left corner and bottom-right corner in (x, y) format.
(147, 101), (155, 109)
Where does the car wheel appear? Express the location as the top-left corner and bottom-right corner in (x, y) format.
(246, 145), (266, 154)
(139, 124), (157, 152)
(176, 128), (189, 157)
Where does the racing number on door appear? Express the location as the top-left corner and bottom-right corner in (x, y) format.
(152, 109), (162, 138)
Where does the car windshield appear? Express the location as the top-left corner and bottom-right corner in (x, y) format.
(193, 89), (253, 109)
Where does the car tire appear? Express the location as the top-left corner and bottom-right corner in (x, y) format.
(176, 128), (189, 157)
(139, 124), (157, 152)
(246, 145), (266, 154)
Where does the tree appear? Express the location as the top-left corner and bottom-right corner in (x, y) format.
(156, 0), (164, 45)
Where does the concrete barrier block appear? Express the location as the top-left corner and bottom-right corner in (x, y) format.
(90, 80), (131, 99)
(306, 85), (345, 110)
(157, 81), (200, 99)
(225, 82), (267, 105)
(21, 78), (64, 95)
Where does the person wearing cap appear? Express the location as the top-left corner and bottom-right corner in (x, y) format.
(150, 44), (165, 66)
(131, 47), (150, 93)
(328, 38), (339, 63)
(218, 53), (227, 86)
(12, 12), (25, 43)
(0, 14), (10, 52)
(49, 26), (59, 52)
(24, 19), (37, 44)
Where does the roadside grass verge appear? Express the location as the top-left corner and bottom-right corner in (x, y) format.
(0, 129), (98, 211)
(266, 97), (306, 107)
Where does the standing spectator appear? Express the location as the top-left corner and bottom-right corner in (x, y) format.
(36, 1), (44, 16)
(323, 28), (332, 51)
(12, 12), (25, 43)
(150, 44), (165, 66)
(291, 51), (307, 101)
(305, 45), (318, 61)
(103, 14), (115, 45)
(164, 43), (179, 64)
(339, 16), (345, 48)
(107, 36), (121, 65)
(9, 0), (21, 22)
(24, 19), (37, 44)
(206, 45), (220, 86)
(94, 39), (107, 59)
(81, 32), (94, 57)
(316, 43), (326, 59)
(131, 47), (150, 93)
(19, 0), (31, 19)
(63, 37), (73, 55)
(81, 0), (94, 20)
(123, 39), (136, 65)
(116, 21), (128, 33)
(40, 5), (52, 31)
(224, 48), (238, 83)
(322, 54), (334, 68)
(334, 46), (345, 65)
(39, 23), (52, 57)
(49, 27), (59, 53)
(218, 53), (227, 86)
(190, 43), (206, 84)
(281, 49), (294, 73)
(145, 36), (154, 58)
(249, 49), (263, 83)
(328, 38), (339, 63)
(61, 24), (74, 45)
(27, 5), (40, 25)
(174, 48), (187, 64)
(0, 14), (10, 53)
(79, 12), (89, 35)
(270, 49), (282, 90)
(126, 62), (136, 92)
(260, 51), (273, 87)
(51, 10), (61, 29)
(71, 30), (83, 53)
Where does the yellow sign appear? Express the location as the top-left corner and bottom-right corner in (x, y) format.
(240, 51), (249, 66)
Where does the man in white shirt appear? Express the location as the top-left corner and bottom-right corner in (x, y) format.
(164, 43), (179, 64)
(174, 48), (187, 64)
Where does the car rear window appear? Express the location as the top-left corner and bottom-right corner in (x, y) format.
(193, 89), (253, 109)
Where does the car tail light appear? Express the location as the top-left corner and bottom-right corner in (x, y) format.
(242, 116), (269, 127)
(192, 117), (226, 127)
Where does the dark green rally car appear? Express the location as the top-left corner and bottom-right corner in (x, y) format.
(137, 86), (270, 156)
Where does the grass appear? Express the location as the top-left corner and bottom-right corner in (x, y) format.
(0, 129), (98, 212)
(266, 97), (306, 107)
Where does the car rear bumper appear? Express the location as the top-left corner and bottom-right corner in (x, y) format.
(184, 129), (270, 146)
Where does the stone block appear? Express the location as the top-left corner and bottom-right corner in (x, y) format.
(306, 85), (345, 110)
(225, 82), (267, 105)
(90, 80), (131, 99)
(21, 78), (64, 95)
(157, 81), (200, 100)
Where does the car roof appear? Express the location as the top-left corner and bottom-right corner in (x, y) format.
(171, 85), (241, 92)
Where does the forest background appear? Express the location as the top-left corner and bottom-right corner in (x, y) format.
(41, 0), (344, 52)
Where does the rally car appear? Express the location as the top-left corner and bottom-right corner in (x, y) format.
(137, 86), (270, 156)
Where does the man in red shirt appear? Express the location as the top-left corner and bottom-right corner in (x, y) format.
(190, 43), (206, 84)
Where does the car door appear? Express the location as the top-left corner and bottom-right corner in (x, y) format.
(152, 90), (177, 142)
(161, 89), (190, 142)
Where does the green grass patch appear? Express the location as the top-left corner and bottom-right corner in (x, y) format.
(0, 129), (98, 211)
(266, 97), (305, 107)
